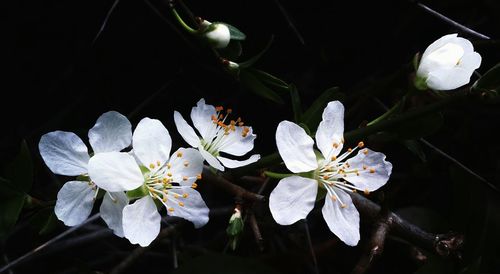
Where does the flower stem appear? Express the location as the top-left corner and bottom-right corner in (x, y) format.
(264, 171), (294, 179)
(171, 8), (196, 34)
(367, 100), (401, 126)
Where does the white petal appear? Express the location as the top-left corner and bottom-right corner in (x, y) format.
(122, 196), (161, 247)
(315, 101), (345, 159)
(343, 149), (393, 192)
(452, 36), (474, 54)
(275, 121), (317, 173)
(217, 154), (260, 169)
(169, 148), (204, 186)
(426, 67), (473, 90)
(88, 152), (144, 192)
(39, 131), (89, 176)
(219, 126), (256, 156)
(54, 181), (96, 226)
(88, 111), (132, 153)
(199, 146), (224, 171)
(100, 192), (129, 237)
(133, 117), (172, 168)
(190, 98), (217, 141)
(269, 176), (318, 225)
(166, 187), (209, 228)
(322, 189), (360, 246)
(459, 51), (481, 71)
(174, 111), (201, 148)
(421, 34), (458, 60)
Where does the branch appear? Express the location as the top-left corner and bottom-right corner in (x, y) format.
(350, 193), (464, 259)
(202, 166), (266, 202)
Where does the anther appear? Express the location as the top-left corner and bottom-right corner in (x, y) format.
(369, 168), (375, 174)
(331, 155), (337, 161)
(332, 142), (339, 149)
(174, 194), (180, 199)
(182, 193), (189, 198)
(215, 106), (224, 112)
(149, 163), (155, 169)
(184, 160), (189, 167)
(323, 175), (329, 180)
(177, 152), (183, 157)
(358, 141), (365, 148)
(341, 204), (347, 208)
(347, 148), (353, 153)
(363, 165), (367, 170)
(167, 163), (172, 169)
(196, 174), (202, 180)
(156, 160), (161, 167)
(167, 172), (172, 177)
(168, 208), (174, 212)
(331, 195), (337, 201)
(227, 108), (232, 114)
(183, 176), (188, 181)
(192, 183), (198, 188)
(364, 189), (370, 195)
(179, 202), (185, 207)
(363, 149), (369, 155)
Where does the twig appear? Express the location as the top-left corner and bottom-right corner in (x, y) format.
(351, 211), (391, 274)
(413, 1), (491, 40)
(248, 212), (264, 251)
(0, 214), (101, 274)
(303, 219), (320, 274)
(350, 193), (464, 258)
(109, 224), (180, 274)
(273, 0), (305, 45)
(202, 166), (266, 202)
(92, 0), (121, 45)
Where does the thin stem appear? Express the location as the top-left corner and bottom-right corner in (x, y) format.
(263, 171), (294, 179)
(171, 8), (196, 34)
(366, 100), (401, 126)
(303, 219), (320, 274)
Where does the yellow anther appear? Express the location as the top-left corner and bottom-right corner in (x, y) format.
(364, 189), (370, 195)
(219, 114), (224, 119)
(363, 165), (367, 170)
(196, 174), (202, 180)
(162, 178), (168, 183)
(369, 168), (375, 174)
(167, 172), (172, 177)
(332, 142), (339, 149)
(323, 175), (329, 180)
(162, 196), (167, 202)
(341, 138), (345, 144)
(149, 163), (155, 169)
(178, 202), (185, 207)
(177, 152), (183, 158)
(183, 176), (188, 181)
(331, 155), (337, 161)
(358, 141), (365, 148)
(341, 204), (347, 208)
(363, 149), (369, 155)
(168, 208), (174, 212)
(156, 160), (161, 167)
(174, 194), (180, 199)
(352, 189), (357, 193)
(184, 160), (189, 167)
(191, 183), (198, 189)
(356, 171), (360, 176)
(182, 193), (189, 198)
(348, 148), (353, 153)
(331, 195), (337, 201)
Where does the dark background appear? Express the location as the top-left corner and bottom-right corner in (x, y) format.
(3, 0), (500, 273)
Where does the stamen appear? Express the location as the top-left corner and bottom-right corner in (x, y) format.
(363, 149), (369, 155)
(149, 163), (155, 169)
(178, 202), (185, 207)
(332, 142), (339, 148)
(183, 176), (188, 181)
(182, 193), (189, 198)
(196, 174), (202, 180)
(167, 163), (172, 169)
(174, 194), (180, 199)
(341, 204), (348, 208)
(177, 152), (183, 158)
(369, 168), (375, 173)
(168, 208), (174, 212)
(192, 182), (198, 189)
(156, 160), (161, 167)
(331, 155), (337, 161)
(358, 141), (365, 148)
(184, 160), (189, 167)
(364, 189), (370, 195)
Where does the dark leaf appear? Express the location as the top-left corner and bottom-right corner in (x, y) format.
(402, 139), (427, 162)
(3, 140), (33, 193)
(247, 68), (289, 91)
(0, 179), (26, 240)
(239, 36), (274, 68)
(472, 63), (500, 95)
(239, 69), (284, 104)
(217, 40), (243, 61)
(302, 87), (344, 129)
(388, 112), (444, 139)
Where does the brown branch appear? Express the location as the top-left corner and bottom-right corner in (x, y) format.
(202, 166), (266, 202)
(248, 211), (264, 251)
(350, 193), (464, 260)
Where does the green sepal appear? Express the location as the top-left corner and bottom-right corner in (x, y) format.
(126, 184), (149, 199)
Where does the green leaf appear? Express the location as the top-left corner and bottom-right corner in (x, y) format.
(472, 63), (500, 95)
(222, 23), (246, 40)
(388, 112), (444, 139)
(0, 180), (26, 240)
(247, 68), (289, 91)
(217, 40), (243, 61)
(239, 36), (274, 68)
(226, 218), (244, 236)
(28, 206), (58, 235)
(302, 87), (344, 128)
(239, 69), (284, 104)
(402, 139), (427, 162)
(173, 253), (279, 274)
(3, 140), (33, 193)
(290, 85), (302, 123)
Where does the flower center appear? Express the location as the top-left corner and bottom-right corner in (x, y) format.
(203, 106), (250, 155)
(143, 156), (201, 212)
(427, 42), (465, 68)
(316, 141), (375, 208)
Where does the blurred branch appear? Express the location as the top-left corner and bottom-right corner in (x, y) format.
(412, 1), (491, 40)
(110, 223), (181, 274)
(350, 193), (464, 259)
(92, 0), (121, 45)
(273, 0), (305, 45)
(202, 166), (266, 202)
(0, 214), (101, 274)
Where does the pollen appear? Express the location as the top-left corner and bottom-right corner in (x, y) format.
(177, 152), (183, 158)
(183, 176), (188, 181)
(192, 182), (198, 189)
(363, 149), (369, 155)
(196, 174), (202, 180)
(168, 208), (175, 212)
(332, 142), (339, 148)
(363, 165), (367, 170)
(369, 168), (375, 174)
(347, 148), (353, 153)
(156, 160), (161, 167)
(162, 196), (167, 202)
(149, 163), (155, 169)
(331, 155), (337, 161)
(331, 195), (337, 201)
(184, 160), (189, 167)
(167, 172), (172, 177)
(167, 163), (172, 169)
(179, 202), (185, 207)
(323, 175), (329, 180)
(341, 204), (348, 208)
(174, 194), (180, 199)
(358, 141), (365, 148)
(364, 189), (370, 195)
(182, 193), (189, 198)
(162, 178), (168, 183)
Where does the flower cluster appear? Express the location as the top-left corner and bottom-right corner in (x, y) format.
(39, 99), (259, 246)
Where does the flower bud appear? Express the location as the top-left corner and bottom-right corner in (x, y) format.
(199, 20), (231, 49)
(415, 34), (481, 91)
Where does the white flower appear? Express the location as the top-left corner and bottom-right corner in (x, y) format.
(416, 33), (481, 91)
(174, 98), (260, 171)
(199, 20), (231, 49)
(39, 111), (131, 237)
(88, 117), (209, 247)
(269, 101), (393, 246)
